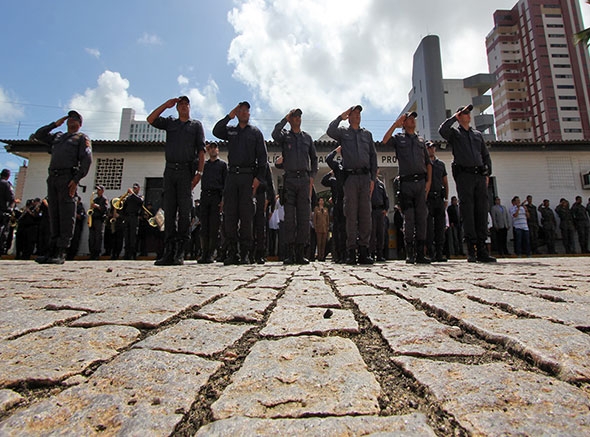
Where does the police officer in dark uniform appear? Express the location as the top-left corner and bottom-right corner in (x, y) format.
(323, 147), (347, 263)
(523, 195), (540, 254)
(272, 108), (318, 265)
(121, 183), (144, 259)
(370, 170), (389, 262)
(31, 111), (92, 264)
(0, 169), (16, 255)
(439, 104), (496, 263)
(213, 101), (268, 265)
(538, 199), (557, 254)
(327, 105), (377, 265)
(382, 111), (432, 264)
(571, 195), (589, 253)
(198, 142), (228, 264)
(426, 140), (449, 262)
(89, 185), (108, 260)
(148, 96), (206, 266)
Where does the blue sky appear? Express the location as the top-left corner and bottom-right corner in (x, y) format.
(1, 0), (589, 181)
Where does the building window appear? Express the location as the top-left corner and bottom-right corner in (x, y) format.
(558, 96), (577, 100)
(95, 158), (124, 191)
(547, 157), (575, 190)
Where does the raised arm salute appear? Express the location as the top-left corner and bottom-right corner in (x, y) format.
(148, 96), (206, 266)
(439, 104), (495, 263)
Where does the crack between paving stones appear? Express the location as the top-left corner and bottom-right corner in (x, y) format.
(320, 271), (470, 437)
(169, 274), (293, 436)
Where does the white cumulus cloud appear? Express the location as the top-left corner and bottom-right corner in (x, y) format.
(137, 32), (163, 46)
(0, 87), (24, 122)
(67, 71), (147, 140)
(177, 75), (189, 86)
(225, 0), (532, 138)
(183, 79), (225, 139)
(85, 48), (101, 59)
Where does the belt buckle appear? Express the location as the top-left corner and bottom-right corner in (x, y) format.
(235, 166), (240, 174)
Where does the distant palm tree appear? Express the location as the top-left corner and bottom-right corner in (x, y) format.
(574, 1), (590, 46)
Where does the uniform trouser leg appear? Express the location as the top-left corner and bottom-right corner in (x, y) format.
(254, 192), (266, 252)
(428, 196), (445, 254)
(47, 174), (76, 251)
(284, 176), (311, 246)
(344, 175), (371, 249)
(401, 180), (427, 245)
(224, 174), (254, 247)
(201, 193), (222, 254)
(455, 173), (488, 246)
(89, 221), (104, 256)
(316, 232), (327, 259)
(370, 210), (384, 254)
(124, 217), (139, 256)
(163, 167), (192, 246)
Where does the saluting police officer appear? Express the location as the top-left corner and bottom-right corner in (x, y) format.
(439, 104), (496, 263)
(272, 108), (318, 265)
(148, 96), (206, 266)
(370, 170), (389, 262)
(327, 105), (377, 265)
(382, 111), (432, 264)
(31, 111), (92, 264)
(213, 101), (268, 265)
(89, 185), (108, 260)
(198, 142), (228, 264)
(323, 147), (347, 263)
(425, 141), (449, 262)
(0, 169), (16, 255)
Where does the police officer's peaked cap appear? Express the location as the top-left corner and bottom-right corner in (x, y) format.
(95, 185), (104, 191)
(178, 96), (190, 104)
(238, 101), (251, 109)
(456, 104), (473, 114)
(351, 105), (363, 112)
(292, 108), (303, 117)
(404, 111), (418, 119)
(67, 110), (83, 125)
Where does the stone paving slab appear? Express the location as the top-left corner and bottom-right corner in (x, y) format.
(196, 413), (437, 436)
(0, 325), (140, 386)
(0, 390), (23, 413)
(0, 349), (221, 436)
(196, 288), (279, 323)
(211, 336), (381, 419)
(352, 295), (486, 357)
(458, 287), (590, 329)
(281, 279), (341, 308)
(391, 286), (590, 382)
(69, 289), (222, 329)
(134, 319), (254, 356)
(393, 356), (590, 436)
(260, 304), (359, 337)
(0, 305), (86, 340)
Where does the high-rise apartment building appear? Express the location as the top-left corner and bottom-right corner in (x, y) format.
(402, 35), (496, 141)
(486, 0), (590, 141)
(119, 108), (165, 142)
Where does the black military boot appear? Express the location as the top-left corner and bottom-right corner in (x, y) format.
(155, 241), (176, 266)
(224, 242), (240, 265)
(467, 243), (477, 263)
(357, 246), (374, 265)
(415, 241), (431, 264)
(283, 244), (296, 265)
(345, 248), (357, 265)
(45, 248), (66, 265)
(477, 243), (497, 263)
(255, 248), (266, 264)
(36, 245), (56, 264)
(434, 245), (448, 262)
(405, 245), (416, 264)
(198, 238), (211, 264)
(173, 239), (187, 265)
(295, 244), (310, 265)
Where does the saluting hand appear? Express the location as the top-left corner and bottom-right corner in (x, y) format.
(340, 108), (352, 120)
(165, 98), (179, 109)
(55, 116), (69, 127)
(229, 105), (240, 119)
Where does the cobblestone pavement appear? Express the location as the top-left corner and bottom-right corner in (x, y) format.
(0, 257), (589, 436)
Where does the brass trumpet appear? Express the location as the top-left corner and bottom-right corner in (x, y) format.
(112, 191), (130, 210)
(148, 208), (165, 231)
(87, 191), (96, 227)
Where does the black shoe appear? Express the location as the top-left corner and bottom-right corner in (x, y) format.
(405, 246), (415, 264)
(198, 253), (214, 264)
(45, 250), (66, 265)
(345, 249), (357, 265)
(376, 256), (387, 262)
(358, 247), (374, 265)
(224, 253), (240, 265)
(477, 245), (497, 263)
(155, 255), (175, 266)
(467, 254), (477, 263)
(256, 256), (266, 264)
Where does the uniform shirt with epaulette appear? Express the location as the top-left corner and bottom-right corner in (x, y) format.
(201, 158), (228, 192)
(439, 117), (492, 172)
(271, 119), (318, 178)
(430, 158), (448, 195)
(32, 122), (92, 183)
(386, 133), (430, 177)
(150, 117), (205, 164)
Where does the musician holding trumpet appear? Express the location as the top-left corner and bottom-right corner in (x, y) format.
(88, 185), (108, 260)
(119, 182), (144, 260)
